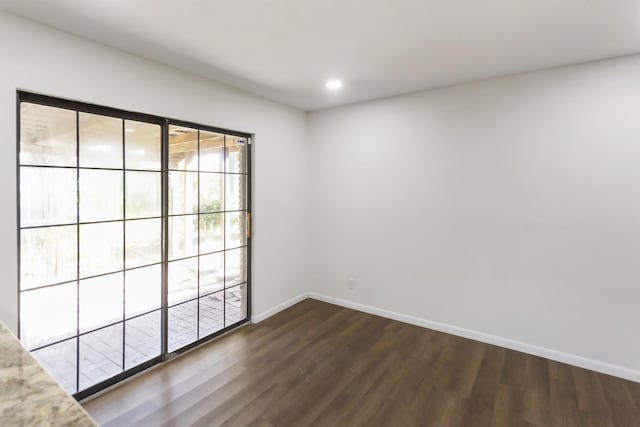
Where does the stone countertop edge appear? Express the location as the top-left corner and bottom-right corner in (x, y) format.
(0, 322), (97, 426)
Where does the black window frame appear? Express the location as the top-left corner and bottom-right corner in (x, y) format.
(16, 91), (252, 400)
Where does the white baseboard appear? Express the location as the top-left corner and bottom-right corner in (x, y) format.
(308, 292), (640, 384)
(252, 292), (309, 323)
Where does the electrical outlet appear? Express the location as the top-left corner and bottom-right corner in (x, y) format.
(348, 278), (356, 291)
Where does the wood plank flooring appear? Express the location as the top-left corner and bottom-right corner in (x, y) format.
(82, 299), (640, 426)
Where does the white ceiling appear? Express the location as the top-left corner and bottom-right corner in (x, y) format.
(2, 0), (640, 111)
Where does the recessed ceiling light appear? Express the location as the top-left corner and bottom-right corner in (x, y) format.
(325, 80), (343, 90)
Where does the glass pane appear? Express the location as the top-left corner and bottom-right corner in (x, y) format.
(125, 311), (161, 369)
(199, 173), (223, 213)
(199, 252), (224, 295)
(126, 171), (161, 219)
(225, 212), (246, 249)
(168, 215), (198, 260)
(79, 113), (122, 169)
(20, 225), (77, 290)
(20, 167), (77, 227)
(125, 218), (161, 269)
(169, 171), (198, 215)
(125, 120), (161, 170)
(225, 248), (247, 288)
(199, 131), (224, 172)
(168, 300), (197, 352)
(79, 323), (123, 391)
(199, 292), (223, 337)
(225, 284), (247, 326)
(20, 282), (77, 349)
(32, 338), (77, 395)
(168, 257), (198, 306)
(125, 265), (162, 318)
(20, 103), (76, 167)
(79, 222), (123, 278)
(169, 126), (198, 170)
(200, 213), (223, 254)
(79, 272), (123, 333)
(79, 169), (123, 223)
(226, 135), (247, 174)
(225, 174), (246, 212)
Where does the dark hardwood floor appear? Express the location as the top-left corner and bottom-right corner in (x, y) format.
(82, 299), (640, 426)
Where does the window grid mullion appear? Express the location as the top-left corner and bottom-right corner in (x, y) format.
(223, 135), (227, 327)
(75, 110), (80, 394)
(121, 118), (126, 372)
(197, 129), (201, 340)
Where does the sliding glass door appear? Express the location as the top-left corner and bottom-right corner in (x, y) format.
(17, 93), (251, 399)
(166, 124), (249, 352)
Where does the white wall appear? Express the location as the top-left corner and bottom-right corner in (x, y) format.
(0, 12), (309, 333)
(308, 55), (640, 376)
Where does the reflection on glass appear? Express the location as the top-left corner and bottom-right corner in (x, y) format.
(125, 265), (162, 318)
(20, 225), (77, 290)
(79, 273), (123, 333)
(169, 126), (198, 170)
(20, 167), (76, 227)
(225, 174), (246, 212)
(225, 247), (247, 288)
(199, 252), (224, 295)
(168, 215), (198, 260)
(126, 171), (161, 219)
(199, 292), (224, 337)
(168, 257), (198, 306)
(79, 323), (123, 390)
(226, 135), (247, 174)
(169, 171), (198, 215)
(199, 131), (224, 172)
(32, 339), (77, 395)
(79, 169), (123, 222)
(225, 212), (246, 249)
(125, 120), (161, 170)
(79, 222), (123, 277)
(225, 284), (247, 326)
(125, 311), (161, 369)
(168, 300), (197, 352)
(125, 218), (161, 269)
(20, 282), (77, 349)
(20, 103), (76, 167)
(200, 213), (223, 254)
(199, 173), (223, 213)
(79, 113), (122, 168)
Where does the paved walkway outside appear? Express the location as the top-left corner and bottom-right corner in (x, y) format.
(33, 287), (245, 395)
